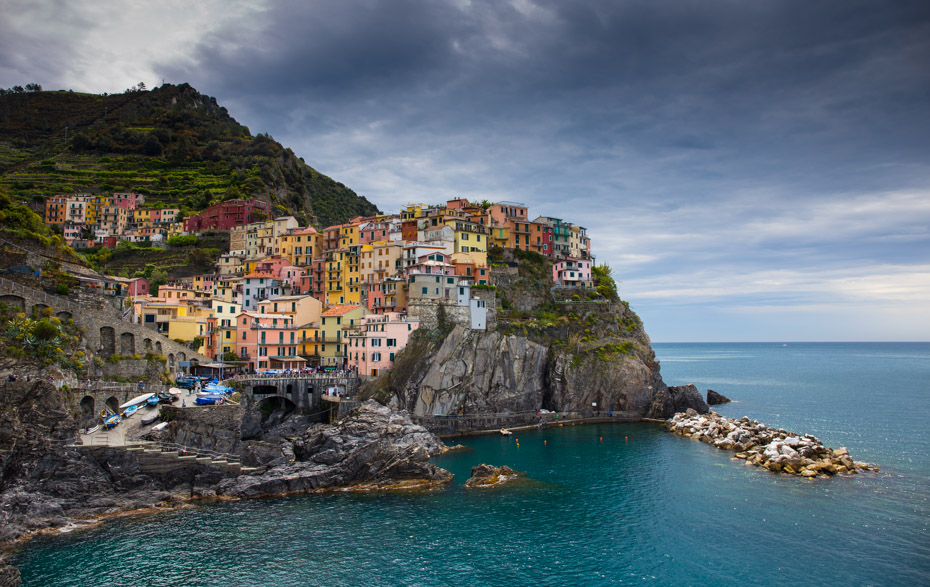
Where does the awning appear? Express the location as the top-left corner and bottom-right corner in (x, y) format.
(270, 356), (307, 363)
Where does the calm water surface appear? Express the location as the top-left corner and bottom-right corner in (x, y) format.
(13, 343), (930, 585)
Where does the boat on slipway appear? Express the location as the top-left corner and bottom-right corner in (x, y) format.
(102, 414), (121, 430)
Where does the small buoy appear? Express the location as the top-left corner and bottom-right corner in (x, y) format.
(515, 439), (519, 443)
(599, 437), (603, 441)
(625, 436), (628, 440)
(544, 440), (547, 445)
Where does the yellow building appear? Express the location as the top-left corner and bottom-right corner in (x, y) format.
(298, 322), (321, 358)
(132, 209), (152, 225)
(325, 250), (346, 306)
(401, 204), (427, 220)
(279, 227), (322, 267)
(317, 304), (365, 366)
(257, 295), (322, 329)
(344, 249), (362, 305)
(446, 218), (489, 267)
(360, 241), (403, 284)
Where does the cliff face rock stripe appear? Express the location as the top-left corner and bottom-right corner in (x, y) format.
(381, 322), (708, 427)
(412, 326), (549, 416)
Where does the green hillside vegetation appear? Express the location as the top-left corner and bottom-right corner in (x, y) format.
(0, 185), (81, 263)
(0, 83), (379, 227)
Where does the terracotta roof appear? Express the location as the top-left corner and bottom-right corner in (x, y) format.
(321, 304), (362, 316)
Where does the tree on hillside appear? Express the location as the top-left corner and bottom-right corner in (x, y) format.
(25, 83), (42, 92)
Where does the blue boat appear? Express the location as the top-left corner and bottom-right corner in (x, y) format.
(195, 396), (223, 405)
(146, 396), (161, 407)
(103, 414), (121, 430)
(122, 404), (140, 418)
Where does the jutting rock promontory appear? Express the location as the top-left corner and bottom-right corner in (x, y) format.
(668, 410), (877, 477)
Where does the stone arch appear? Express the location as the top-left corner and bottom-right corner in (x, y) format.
(56, 311), (71, 321)
(120, 332), (135, 356)
(80, 396), (95, 423)
(178, 352), (186, 362)
(100, 326), (116, 355)
(105, 396), (120, 415)
(257, 396), (297, 421)
(168, 353), (175, 369)
(143, 338), (152, 351)
(286, 383), (294, 395)
(155, 341), (162, 353)
(0, 294), (25, 311)
(32, 303), (51, 317)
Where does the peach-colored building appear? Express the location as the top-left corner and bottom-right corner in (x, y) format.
(235, 312), (304, 372)
(346, 312), (419, 377)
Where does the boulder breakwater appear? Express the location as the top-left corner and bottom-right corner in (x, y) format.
(668, 410), (877, 477)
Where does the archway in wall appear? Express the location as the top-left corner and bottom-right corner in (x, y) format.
(155, 341), (163, 353)
(105, 396), (120, 415)
(178, 352), (186, 362)
(120, 332), (135, 356)
(100, 327), (116, 355)
(56, 311), (71, 321)
(32, 303), (50, 317)
(80, 396), (95, 423)
(257, 396), (298, 430)
(143, 338), (152, 351)
(168, 353), (175, 370)
(0, 295), (25, 311)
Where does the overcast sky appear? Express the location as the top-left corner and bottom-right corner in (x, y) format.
(3, 0), (929, 341)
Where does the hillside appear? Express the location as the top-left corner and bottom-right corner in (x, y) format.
(0, 83), (379, 227)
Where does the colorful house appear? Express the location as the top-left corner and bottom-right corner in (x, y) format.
(346, 313), (420, 377)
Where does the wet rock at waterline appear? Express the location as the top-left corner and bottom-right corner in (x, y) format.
(706, 389), (731, 405)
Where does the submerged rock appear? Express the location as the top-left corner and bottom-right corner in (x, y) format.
(464, 464), (525, 488)
(666, 411), (877, 478)
(706, 389), (731, 405)
(218, 401), (452, 497)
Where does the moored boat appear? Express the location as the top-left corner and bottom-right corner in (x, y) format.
(146, 396), (161, 407)
(141, 413), (159, 426)
(122, 404), (140, 418)
(103, 414), (121, 430)
(195, 396), (224, 405)
(157, 392), (177, 404)
(82, 425), (100, 435)
(151, 422), (169, 431)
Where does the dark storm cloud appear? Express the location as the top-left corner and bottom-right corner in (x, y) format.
(165, 0), (930, 200)
(4, 0), (929, 339)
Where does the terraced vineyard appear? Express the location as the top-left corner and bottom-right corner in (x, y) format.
(0, 84), (379, 228)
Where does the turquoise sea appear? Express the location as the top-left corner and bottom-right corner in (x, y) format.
(12, 343), (930, 585)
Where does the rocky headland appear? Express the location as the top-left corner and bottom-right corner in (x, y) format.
(668, 410), (877, 477)
(217, 401), (452, 497)
(0, 376), (451, 553)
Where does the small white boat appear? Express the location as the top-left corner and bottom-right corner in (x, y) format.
(500, 428), (512, 436)
(151, 422), (169, 431)
(83, 425), (100, 435)
(168, 387), (186, 396)
(119, 393), (155, 410)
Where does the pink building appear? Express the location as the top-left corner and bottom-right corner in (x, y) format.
(112, 193), (143, 210)
(235, 312), (304, 372)
(346, 312), (419, 377)
(552, 258), (593, 286)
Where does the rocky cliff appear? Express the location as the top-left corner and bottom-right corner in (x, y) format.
(365, 304), (706, 422)
(217, 401), (451, 497)
(363, 255), (708, 424)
